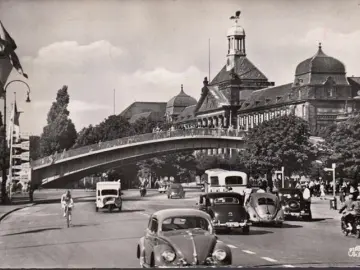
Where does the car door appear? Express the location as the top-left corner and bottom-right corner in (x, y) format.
(144, 217), (159, 264)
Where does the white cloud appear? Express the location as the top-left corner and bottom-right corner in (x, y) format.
(16, 40), (205, 135)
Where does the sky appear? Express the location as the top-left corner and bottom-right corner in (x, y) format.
(0, 0), (360, 135)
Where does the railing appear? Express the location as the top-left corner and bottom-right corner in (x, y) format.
(31, 128), (246, 168)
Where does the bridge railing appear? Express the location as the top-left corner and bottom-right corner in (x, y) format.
(31, 128), (246, 168)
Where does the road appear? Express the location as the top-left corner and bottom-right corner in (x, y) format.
(1, 190), (360, 268)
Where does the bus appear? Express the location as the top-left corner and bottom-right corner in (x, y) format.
(204, 169), (248, 195)
(203, 169), (228, 193)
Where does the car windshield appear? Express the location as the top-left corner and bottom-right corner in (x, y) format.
(161, 216), (210, 232)
(257, 197), (276, 206)
(101, 189), (118, 196)
(213, 196), (241, 205)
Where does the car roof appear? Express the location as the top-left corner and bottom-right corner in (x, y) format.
(152, 208), (211, 223)
(202, 192), (242, 198)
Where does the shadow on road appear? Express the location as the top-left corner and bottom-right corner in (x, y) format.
(252, 223), (303, 229)
(3, 227), (62, 236)
(285, 217), (332, 222)
(71, 224), (99, 228)
(216, 229), (273, 236)
(98, 209), (145, 214)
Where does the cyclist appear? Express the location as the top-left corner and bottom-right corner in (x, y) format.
(61, 190), (74, 221)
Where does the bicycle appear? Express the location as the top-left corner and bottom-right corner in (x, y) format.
(64, 204), (73, 228)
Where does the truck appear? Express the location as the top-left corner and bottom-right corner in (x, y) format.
(95, 181), (122, 212)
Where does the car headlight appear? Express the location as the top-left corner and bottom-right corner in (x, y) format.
(162, 250), (176, 262)
(212, 249), (226, 261)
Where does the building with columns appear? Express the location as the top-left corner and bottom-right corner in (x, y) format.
(120, 11), (360, 138)
(174, 12), (360, 137)
(236, 44), (360, 135)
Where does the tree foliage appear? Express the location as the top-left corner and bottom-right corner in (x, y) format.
(29, 135), (41, 161)
(243, 114), (316, 177)
(40, 86), (77, 157)
(324, 115), (360, 181)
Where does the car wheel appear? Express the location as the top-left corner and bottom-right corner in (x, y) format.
(95, 207), (98, 212)
(243, 226), (250, 235)
(276, 222), (283, 228)
(118, 205), (122, 212)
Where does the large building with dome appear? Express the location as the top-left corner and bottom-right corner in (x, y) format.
(120, 12), (360, 136)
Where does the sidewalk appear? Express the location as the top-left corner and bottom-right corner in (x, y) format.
(311, 196), (342, 221)
(0, 203), (34, 222)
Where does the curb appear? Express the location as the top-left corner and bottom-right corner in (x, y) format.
(0, 203), (35, 223)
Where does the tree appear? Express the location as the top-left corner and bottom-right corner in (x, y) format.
(73, 125), (101, 148)
(129, 117), (159, 135)
(29, 135), (41, 161)
(243, 115), (316, 182)
(324, 114), (360, 182)
(40, 86), (77, 157)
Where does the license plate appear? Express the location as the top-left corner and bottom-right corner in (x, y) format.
(290, 213), (300, 216)
(226, 222), (240, 227)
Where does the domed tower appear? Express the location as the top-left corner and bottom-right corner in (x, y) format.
(226, 10), (246, 71)
(166, 85), (197, 122)
(294, 43), (349, 87)
(293, 43), (354, 133)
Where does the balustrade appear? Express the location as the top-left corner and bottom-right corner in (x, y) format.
(31, 128), (246, 168)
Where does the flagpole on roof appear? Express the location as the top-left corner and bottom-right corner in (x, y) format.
(208, 38), (211, 82)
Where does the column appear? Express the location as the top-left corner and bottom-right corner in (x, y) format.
(208, 117), (213, 127)
(214, 116), (218, 127)
(202, 119), (207, 127)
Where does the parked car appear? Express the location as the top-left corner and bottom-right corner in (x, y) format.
(136, 208), (232, 268)
(167, 183), (185, 199)
(246, 192), (284, 227)
(278, 188), (312, 221)
(197, 192), (250, 234)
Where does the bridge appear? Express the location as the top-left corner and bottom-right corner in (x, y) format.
(30, 128), (247, 188)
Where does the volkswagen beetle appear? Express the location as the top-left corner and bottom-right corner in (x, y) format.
(167, 184), (185, 199)
(246, 193), (284, 227)
(198, 192), (251, 234)
(136, 208), (232, 268)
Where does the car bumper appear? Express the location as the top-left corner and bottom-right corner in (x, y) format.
(214, 221), (251, 228)
(284, 211), (310, 217)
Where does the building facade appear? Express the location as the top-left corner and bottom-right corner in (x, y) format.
(174, 13), (360, 136)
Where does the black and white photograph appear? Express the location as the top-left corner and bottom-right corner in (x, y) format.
(1, 0), (360, 268)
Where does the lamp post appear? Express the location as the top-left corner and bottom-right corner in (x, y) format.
(1, 79), (31, 203)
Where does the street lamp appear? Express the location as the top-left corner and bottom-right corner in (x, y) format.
(324, 163), (336, 198)
(0, 79), (31, 203)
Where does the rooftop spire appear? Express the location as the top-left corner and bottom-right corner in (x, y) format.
(180, 84), (184, 93)
(319, 42), (322, 49)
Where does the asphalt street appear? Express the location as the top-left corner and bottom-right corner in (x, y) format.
(1, 190), (360, 268)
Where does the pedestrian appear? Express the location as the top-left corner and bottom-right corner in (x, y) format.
(320, 182), (326, 200)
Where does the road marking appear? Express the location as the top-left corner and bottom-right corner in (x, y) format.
(227, 244), (237, 249)
(283, 265), (295, 268)
(242, 250), (256, 254)
(261, 257), (278, 263)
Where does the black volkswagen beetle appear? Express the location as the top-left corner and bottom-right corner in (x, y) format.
(278, 188), (312, 221)
(197, 192), (251, 234)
